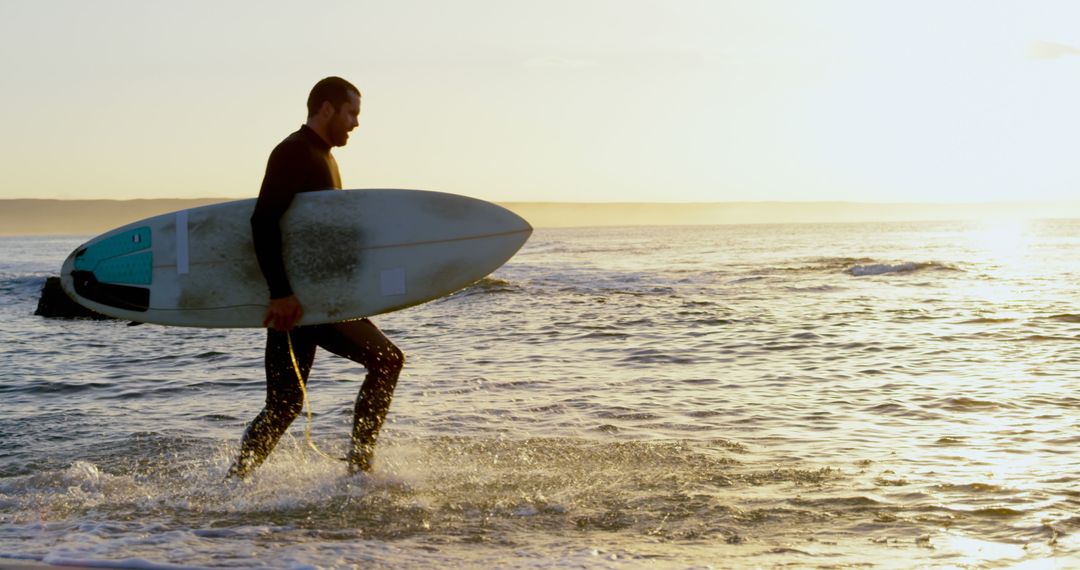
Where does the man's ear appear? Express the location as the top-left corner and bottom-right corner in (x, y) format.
(319, 100), (336, 119)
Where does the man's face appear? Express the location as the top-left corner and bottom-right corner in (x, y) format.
(328, 92), (361, 147)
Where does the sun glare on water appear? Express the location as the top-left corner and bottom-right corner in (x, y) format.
(960, 218), (1040, 306)
(967, 218), (1036, 267)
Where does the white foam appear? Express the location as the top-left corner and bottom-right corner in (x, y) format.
(847, 262), (921, 276)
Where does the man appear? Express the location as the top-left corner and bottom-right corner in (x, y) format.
(227, 77), (404, 479)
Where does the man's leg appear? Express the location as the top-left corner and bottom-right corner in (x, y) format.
(227, 327), (318, 479)
(314, 318), (404, 473)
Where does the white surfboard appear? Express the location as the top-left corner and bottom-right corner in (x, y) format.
(60, 189), (532, 327)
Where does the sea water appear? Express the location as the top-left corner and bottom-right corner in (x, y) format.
(1, 221), (1079, 569)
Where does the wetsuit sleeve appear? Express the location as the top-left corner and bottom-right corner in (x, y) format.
(251, 142), (305, 299)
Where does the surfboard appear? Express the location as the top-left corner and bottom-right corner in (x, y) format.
(60, 189), (532, 327)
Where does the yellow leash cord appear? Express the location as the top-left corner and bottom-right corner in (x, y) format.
(286, 331), (346, 462)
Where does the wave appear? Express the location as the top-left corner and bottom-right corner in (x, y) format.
(1045, 314), (1080, 323)
(753, 257), (962, 278)
(770, 257), (875, 273)
(961, 317), (1018, 324)
(0, 273), (48, 299)
(784, 284), (842, 293)
(445, 277), (523, 299)
(846, 261), (960, 277)
(1021, 334), (1080, 342)
(941, 397), (1008, 411)
(729, 275), (768, 284)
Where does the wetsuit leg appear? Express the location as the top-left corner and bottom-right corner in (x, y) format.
(227, 327), (318, 479)
(312, 318), (404, 473)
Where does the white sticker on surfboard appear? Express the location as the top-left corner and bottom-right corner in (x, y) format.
(380, 267), (406, 296)
(176, 211), (190, 275)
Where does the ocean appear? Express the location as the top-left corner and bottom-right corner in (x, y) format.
(1, 221), (1078, 569)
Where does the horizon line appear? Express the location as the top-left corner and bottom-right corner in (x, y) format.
(6, 197), (1080, 206)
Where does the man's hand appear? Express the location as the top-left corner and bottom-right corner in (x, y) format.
(264, 294), (304, 331)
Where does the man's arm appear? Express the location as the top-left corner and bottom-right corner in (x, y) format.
(251, 142), (305, 329)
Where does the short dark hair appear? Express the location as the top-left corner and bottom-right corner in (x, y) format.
(306, 77), (361, 117)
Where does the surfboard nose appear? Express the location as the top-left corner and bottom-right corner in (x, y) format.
(515, 211), (533, 234)
(491, 202), (532, 235)
(511, 212), (533, 235)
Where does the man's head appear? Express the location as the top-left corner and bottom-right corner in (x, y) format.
(306, 76), (361, 147)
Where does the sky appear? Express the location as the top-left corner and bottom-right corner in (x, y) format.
(2, 0), (1080, 203)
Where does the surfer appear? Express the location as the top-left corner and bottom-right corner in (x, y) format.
(227, 77), (405, 479)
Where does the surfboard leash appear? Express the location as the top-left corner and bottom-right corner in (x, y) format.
(286, 331), (348, 463)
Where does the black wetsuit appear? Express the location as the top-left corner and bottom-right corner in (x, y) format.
(229, 125), (404, 478)
(250, 125), (342, 299)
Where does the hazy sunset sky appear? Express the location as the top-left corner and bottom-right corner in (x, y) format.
(2, 0), (1080, 203)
